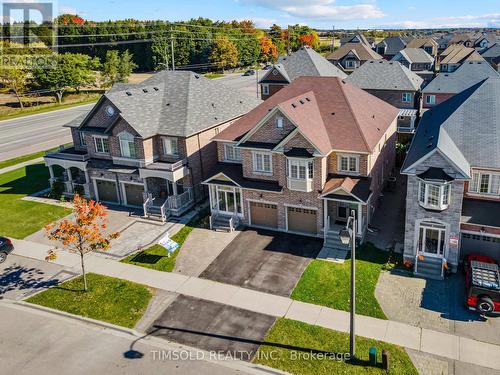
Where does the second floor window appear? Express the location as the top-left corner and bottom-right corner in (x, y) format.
(402, 93), (413, 103)
(163, 137), (178, 156)
(262, 84), (269, 95)
(253, 152), (272, 174)
(119, 133), (137, 158)
(79, 132), (86, 146)
(94, 137), (110, 154)
(224, 144), (241, 162)
(470, 172), (500, 196)
(287, 159), (313, 180)
(338, 155), (359, 174)
(426, 95), (436, 105)
(418, 181), (451, 210)
(345, 60), (357, 68)
(276, 116), (284, 128)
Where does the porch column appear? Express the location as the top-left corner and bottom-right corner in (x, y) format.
(172, 181), (178, 196)
(357, 203), (362, 236)
(323, 200), (328, 231)
(66, 168), (73, 193)
(48, 165), (55, 187)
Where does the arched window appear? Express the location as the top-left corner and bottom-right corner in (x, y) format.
(119, 132), (137, 159)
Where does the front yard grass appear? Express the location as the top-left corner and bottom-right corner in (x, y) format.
(27, 273), (152, 328)
(121, 214), (208, 272)
(291, 243), (389, 319)
(0, 164), (70, 238)
(254, 318), (418, 375)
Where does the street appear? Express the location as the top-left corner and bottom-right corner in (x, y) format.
(0, 302), (271, 375)
(0, 72), (262, 162)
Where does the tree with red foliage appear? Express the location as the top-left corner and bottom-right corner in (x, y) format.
(299, 34), (315, 47)
(259, 36), (278, 62)
(45, 194), (119, 291)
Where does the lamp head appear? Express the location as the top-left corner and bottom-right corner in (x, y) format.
(339, 228), (352, 245)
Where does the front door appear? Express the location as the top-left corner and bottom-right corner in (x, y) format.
(337, 202), (358, 223)
(214, 186), (241, 215)
(417, 222), (446, 257)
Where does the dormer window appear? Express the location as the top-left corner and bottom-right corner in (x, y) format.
(418, 180), (451, 210)
(276, 116), (284, 129)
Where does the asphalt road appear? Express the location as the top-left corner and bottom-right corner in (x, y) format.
(0, 72), (262, 162)
(0, 302), (267, 375)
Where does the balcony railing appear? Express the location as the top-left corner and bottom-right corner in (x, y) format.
(45, 145), (89, 162)
(167, 187), (194, 211)
(287, 178), (313, 192)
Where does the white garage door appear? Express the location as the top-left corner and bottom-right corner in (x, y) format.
(461, 233), (500, 261)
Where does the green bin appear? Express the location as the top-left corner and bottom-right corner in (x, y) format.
(369, 347), (378, 366)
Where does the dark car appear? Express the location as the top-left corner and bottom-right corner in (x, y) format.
(465, 254), (500, 315)
(0, 237), (14, 263)
(243, 69), (255, 76)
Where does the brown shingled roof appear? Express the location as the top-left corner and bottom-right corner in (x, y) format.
(440, 46), (484, 64)
(326, 42), (382, 62)
(214, 76), (399, 154)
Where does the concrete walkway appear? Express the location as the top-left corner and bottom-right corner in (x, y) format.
(0, 157), (44, 175)
(11, 239), (500, 371)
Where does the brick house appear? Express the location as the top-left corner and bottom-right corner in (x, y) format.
(345, 59), (424, 133)
(258, 46), (346, 100)
(44, 71), (260, 220)
(391, 48), (435, 84)
(203, 77), (399, 251)
(326, 43), (382, 73)
(401, 77), (500, 279)
(421, 61), (499, 110)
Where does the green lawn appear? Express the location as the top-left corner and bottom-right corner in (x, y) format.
(204, 72), (224, 79)
(0, 164), (70, 238)
(254, 318), (418, 375)
(291, 243), (389, 319)
(121, 214), (208, 272)
(27, 273), (152, 328)
(0, 144), (72, 170)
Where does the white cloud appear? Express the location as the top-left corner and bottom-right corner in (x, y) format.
(384, 13), (500, 29)
(59, 5), (79, 15)
(239, 0), (385, 21)
(239, 17), (278, 28)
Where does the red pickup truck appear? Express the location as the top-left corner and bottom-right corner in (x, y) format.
(464, 254), (500, 315)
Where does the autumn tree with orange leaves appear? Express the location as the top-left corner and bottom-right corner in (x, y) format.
(45, 194), (119, 291)
(259, 37), (278, 63)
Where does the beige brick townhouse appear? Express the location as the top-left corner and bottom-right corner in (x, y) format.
(44, 70), (260, 220)
(204, 76), (399, 247)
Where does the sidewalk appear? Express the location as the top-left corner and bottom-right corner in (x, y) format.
(12, 240), (500, 371)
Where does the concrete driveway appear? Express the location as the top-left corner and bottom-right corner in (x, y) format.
(148, 295), (276, 361)
(200, 229), (322, 297)
(376, 270), (500, 345)
(0, 254), (75, 300)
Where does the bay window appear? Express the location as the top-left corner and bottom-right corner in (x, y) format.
(338, 154), (359, 174)
(418, 180), (451, 210)
(93, 136), (110, 154)
(253, 152), (272, 174)
(119, 132), (137, 158)
(286, 158), (314, 192)
(470, 171), (500, 196)
(224, 143), (242, 162)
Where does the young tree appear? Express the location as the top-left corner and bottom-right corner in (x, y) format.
(45, 194), (119, 291)
(117, 50), (137, 83)
(102, 50), (137, 85)
(0, 66), (30, 109)
(33, 53), (99, 103)
(210, 36), (238, 71)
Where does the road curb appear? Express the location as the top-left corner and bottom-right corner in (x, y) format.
(0, 102), (95, 124)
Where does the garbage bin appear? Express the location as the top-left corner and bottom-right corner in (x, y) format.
(369, 347), (377, 366)
(387, 177), (397, 192)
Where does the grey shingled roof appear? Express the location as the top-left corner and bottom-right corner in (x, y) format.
(79, 71), (261, 138)
(393, 48), (434, 64)
(422, 61), (499, 93)
(345, 60), (423, 91)
(274, 47), (347, 81)
(481, 43), (500, 59)
(403, 77), (500, 174)
(375, 36), (407, 56)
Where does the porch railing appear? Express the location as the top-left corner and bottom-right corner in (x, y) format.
(167, 187), (194, 210)
(324, 215), (330, 244)
(143, 192), (154, 218)
(45, 145), (89, 162)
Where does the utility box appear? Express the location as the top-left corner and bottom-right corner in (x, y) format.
(369, 347), (377, 366)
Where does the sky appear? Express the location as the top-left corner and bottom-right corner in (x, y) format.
(30, 0), (500, 29)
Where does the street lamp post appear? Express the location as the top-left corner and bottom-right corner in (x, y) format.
(339, 209), (356, 360)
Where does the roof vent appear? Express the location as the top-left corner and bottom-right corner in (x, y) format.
(373, 115), (376, 119)
(126, 91), (132, 96)
(331, 112), (335, 115)
(153, 87), (159, 91)
(239, 100), (243, 103)
(212, 103), (216, 108)
(429, 136), (434, 140)
(427, 143), (433, 148)
(389, 62), (393, 65)
(299, 100), (304, 105)
(369, 61), (374, 63)
(291, 103), (297, 108)
(305, 97), (310, 102)
(214, 116), (218, 120)
(194, 74), (200, 79)
(166, 103), (170, 106)
(143, 88), (148, 93)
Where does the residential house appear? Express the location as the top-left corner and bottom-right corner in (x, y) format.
(340, 34), (374, 48)
(204, 76), (399, 248)
(258, 46), (346, 100)
(374, 36), (408, 60)
(473, 34), (500, 51)
(392, 48), (435, 84)
(421, 61), (499, 109)
(438, 44), (485, 73)
(481, 44), (500, 71)
(44, 71), (260, 220)
(326, 43), (382, 73)
(346, 59), (424, 133)
(406, 37), (439, 57)
(435, 34), (454, 52)
(401, 77), (500, 279)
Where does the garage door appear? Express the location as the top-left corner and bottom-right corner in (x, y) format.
(250, 202), (278, 229)
(96, 179), (119, 203)
(287, 207), (317, 235)
(124, 183), (144, 206)
(461, 233), (500, 261)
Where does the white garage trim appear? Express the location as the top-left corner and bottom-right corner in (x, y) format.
(119, 181), (145, 207)
(284, 204), (318, 237)
(92, 177), (120, 205)
(247, 198), (277, 227)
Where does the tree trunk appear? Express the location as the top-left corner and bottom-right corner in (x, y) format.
(80, 252), (88, 291)
(55, 91), (63, 104)
(14, 91), (24, 110)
